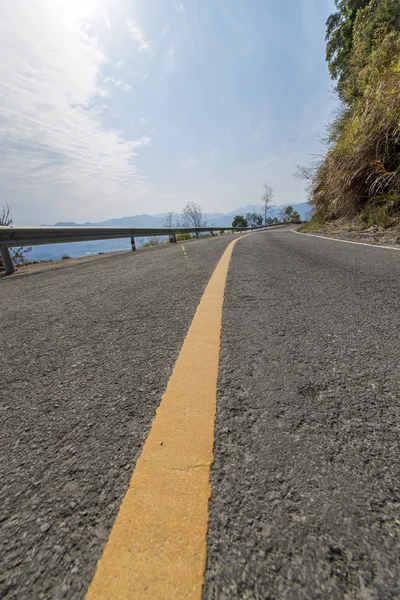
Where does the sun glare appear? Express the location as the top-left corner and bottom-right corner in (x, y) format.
(54, 0), (99, 23)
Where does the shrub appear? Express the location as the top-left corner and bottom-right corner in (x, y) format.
(176, 233), (194, 241)
(232, 215), (248, 228)
(309, 0), (400, 227)
(141, 236), (165, 247)
(311, 68), (400, 224)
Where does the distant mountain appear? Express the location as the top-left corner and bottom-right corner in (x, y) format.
(30, 202), (311, 260)
(154, 212), (226, 221)
(52, 213), (229, 229)
(53, 214), (161, 228)
(52, 203), (310, 229)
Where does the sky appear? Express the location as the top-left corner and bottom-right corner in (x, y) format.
(0, 0), (337, 224)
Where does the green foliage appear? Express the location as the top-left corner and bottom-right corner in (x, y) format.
(312, 67), (400, 222)
(326, 0), (400, 103)
(310, 0), (400, 227)
(326, 0), (371, 100)
(281, 206), (302, 224)
(245, 212), (263, 227)
(298, 219), (325, 232)
(176, 233), (194, 241)
(141, 236), (165, 247)
(232, 215), (248, 228)
(360, 192), (400, 227)
(266, 217), (279, 226)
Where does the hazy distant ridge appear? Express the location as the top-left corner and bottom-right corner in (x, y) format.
(31, 202), (310, 260)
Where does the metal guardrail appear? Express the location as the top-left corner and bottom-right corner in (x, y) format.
(0, 224), (280, 275)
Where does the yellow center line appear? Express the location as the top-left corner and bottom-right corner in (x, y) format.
(86, 235), (248, 600)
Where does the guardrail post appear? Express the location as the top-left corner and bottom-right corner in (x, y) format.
(0, 246), (15, 275)
(130, 236), (136, 252)
(169, 234), (177, 243)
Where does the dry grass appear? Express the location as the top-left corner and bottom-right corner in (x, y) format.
(311, 67), (400, 227)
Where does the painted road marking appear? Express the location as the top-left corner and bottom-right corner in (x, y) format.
(86, 235), (247, 600)
(292, 229), (400, 251)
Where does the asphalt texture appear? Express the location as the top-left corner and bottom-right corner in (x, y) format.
(0, 235), (237, 599)
(204, 230), (400, 599)
(2, 229), (399, 599)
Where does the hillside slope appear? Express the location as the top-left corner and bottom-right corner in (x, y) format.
(309, 0), (400, 229)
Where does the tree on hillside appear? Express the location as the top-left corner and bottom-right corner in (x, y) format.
(160, 211), (176, 228)
(295, 158), (325, 203)
(326, 0), (400, 103)
(283, 206), (302, 224)
(245, 212), (263, 227)
(310, 0), (400, 223)
(232, 215), (248, 229)
(261, 183), (275, 226)
(326, 0), (371, 100)
(278, 205), (288, 223)
(181, 202), (208, 228)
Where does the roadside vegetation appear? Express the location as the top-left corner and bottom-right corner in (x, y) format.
(0, 203), (32, 269)
(261, 183), (275, 226)
(140, 236), (166, 248)
(298, 0), (400, 230)
(232, 203), (301, 229)
(232, 215), (248, 229)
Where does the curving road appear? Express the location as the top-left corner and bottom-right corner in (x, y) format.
(1, 229), (399, 599)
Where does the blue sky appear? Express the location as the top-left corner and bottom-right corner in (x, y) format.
(0, 0), (337, 224)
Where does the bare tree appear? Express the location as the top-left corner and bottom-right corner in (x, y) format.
(160, 211), (175, 228)
(261, 183), (275, 226)
(295, 164), (316, 181)
(0, 202), (32, 264)
(279, 204), (288, 223)
(0, 202), (12, 226)
(181, 201), (208, 228)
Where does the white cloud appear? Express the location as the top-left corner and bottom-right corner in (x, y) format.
(103, 76), (131, 92)
(126, 20), (152, 53)
(181, 157), (199, 169)
(0, 0), (150, 222)
(117, 81), (132, 92)
(131, 136), (152, 149)
(116, 60), (124, 70)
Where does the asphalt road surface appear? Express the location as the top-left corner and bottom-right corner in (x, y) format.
(1, 229), (399, 599)
(204, 230), (400, 599)
(0, 236), (236, 599)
